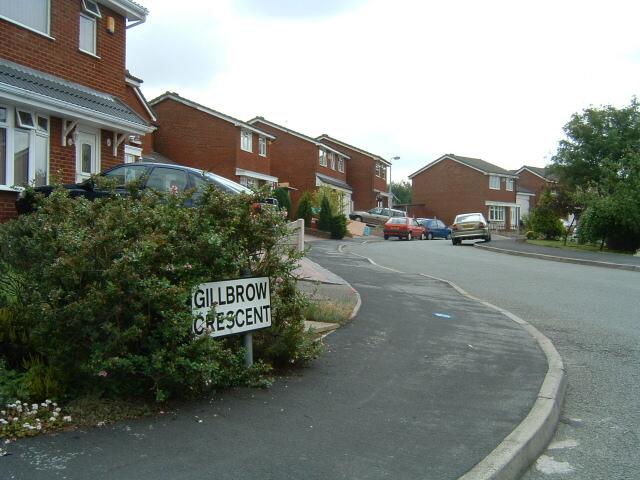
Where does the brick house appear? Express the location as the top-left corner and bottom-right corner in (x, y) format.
(513, 165), (556, 216)
(315, 134), (391, 210)
(409, 154), (520, 230)
(0, 0), (155, 222)
(148, 92), (278, 189)
(247, 117), (352, 214)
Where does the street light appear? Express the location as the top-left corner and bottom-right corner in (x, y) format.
(388, 156), (400, 208)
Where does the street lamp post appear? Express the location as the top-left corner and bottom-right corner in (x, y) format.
(388, 156), (400, 208)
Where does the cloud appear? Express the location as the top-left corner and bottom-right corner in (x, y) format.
(231, 0), (367, 19)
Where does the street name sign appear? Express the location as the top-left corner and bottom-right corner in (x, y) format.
(192, 277), (271, 338)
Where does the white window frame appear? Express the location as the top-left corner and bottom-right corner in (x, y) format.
(16, 109), (36, 129)
(79, 12), (97, 56)
(489, 175), (500, 190)
(375, 162), (381, 177)
(124, 144), (143, 164)
(338, 157), (344, 173)
(240, 130), (253, 152)
(81, 0), (101, 18)
(0, 105), (50, 188)
(0, 0), (51, 37)
(258, 136), (267, 157)
(506, 178), (514, 191)
(489, 205), (505, 222)
(319, 149), (327, 167)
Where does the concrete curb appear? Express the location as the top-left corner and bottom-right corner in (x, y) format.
(343, 246), (566, 480)
(475, 243), (640, 272)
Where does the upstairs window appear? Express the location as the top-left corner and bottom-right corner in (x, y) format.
(489, 175), (500, 190)
(381, 165), (386, 179)
(240, 130), (252, 152)
(338, 157), (344, 173)
(0, 0), (50, 36)
(329, 152), (335, 170)
(81, 0), (101, 18)
(258, 136), (267, 157)
(375, 162), (381, 177)
(506, 178), (514, 191)
(79, 13), (97, 55)
(319, 149), (327, 167)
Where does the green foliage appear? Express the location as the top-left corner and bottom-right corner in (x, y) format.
(312, 185), (344, 215)
(528, 190), (564, 239)
(0, 183), (320, 403)
(389, 180), (412, 205)
(296, 192), (313, 228)
(551, 98), (640, 251)
(317, 195), (333, 232)
(329, 214), (347, 239)
(272, 187), (292, 221)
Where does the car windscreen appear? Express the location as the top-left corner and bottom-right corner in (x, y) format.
(455, 214), (483, 223)
(388, 217), (407, 224)
(201, 171), (252, 194)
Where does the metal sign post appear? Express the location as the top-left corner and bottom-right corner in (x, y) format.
(243, 332), (253, 367)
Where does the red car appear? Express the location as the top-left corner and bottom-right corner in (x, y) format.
(383, 216), (427, 241)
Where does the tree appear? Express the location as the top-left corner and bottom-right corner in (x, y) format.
(272, 187), (292, 220)
(317, 195), (333, 232)
(389, 181), (412, 205)
(550, 98), (640, 251)
(296, 192), (313, 228)
(527, 190), (564, 240)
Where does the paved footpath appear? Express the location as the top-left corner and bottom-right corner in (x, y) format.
(1, 241), (549, 480)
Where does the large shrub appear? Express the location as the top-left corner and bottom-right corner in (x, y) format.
(330, 214), (347, 239)
(528, 191), (564, 239)
(296, 192), (313, 228)
(271, 187), (292, 221)
(0, 184), (320, 402)
(317, 195), (333, 232)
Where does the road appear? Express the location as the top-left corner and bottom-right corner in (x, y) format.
(345, 237), (639, 479)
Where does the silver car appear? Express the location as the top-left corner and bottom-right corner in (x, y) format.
(349, 207), (406, 226)
(450, 212), (491, 245)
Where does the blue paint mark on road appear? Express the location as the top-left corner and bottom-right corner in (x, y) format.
(433, 312), (452, 319)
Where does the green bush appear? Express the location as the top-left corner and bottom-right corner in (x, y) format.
(296, 192), (313, 228)
(317, 195), (333, 232)
(330, 214), (347, 239)
(528, 192), (564, 239)
(272, 187), (292, 221)
(0, 183), (320, 402)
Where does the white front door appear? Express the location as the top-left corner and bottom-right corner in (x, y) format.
(75, 128), (100, 182)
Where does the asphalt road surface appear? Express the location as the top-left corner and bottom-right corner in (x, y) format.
(346, 237), (639, 480)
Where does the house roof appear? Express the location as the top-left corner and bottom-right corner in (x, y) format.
(316, 134), (390, 166)
(248, 117), (350, 159)
(141, 151), (178, 165)
(408, 154), (518, 179)
(100, 0), (148, 23)
(515, 165), (557, 182)
(516, 185), (536, 195)
(150, 92), (276, 140)
(0, 59), (153, 133)
(316, 173), (353, 191)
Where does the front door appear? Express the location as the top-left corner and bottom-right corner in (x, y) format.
(75, 128), (99, 182)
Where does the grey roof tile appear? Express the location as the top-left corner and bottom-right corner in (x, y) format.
(316, 173), (352, 191)
(447, 154), (515, 176)
(0, 59), (149, 127)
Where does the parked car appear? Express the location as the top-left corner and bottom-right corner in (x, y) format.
(383, 216), (427, 241)
(349, 207), (406, 226)
(417, 218), (451, 240)
(450, 212), (491, 245)
(16, 162), (276, 214)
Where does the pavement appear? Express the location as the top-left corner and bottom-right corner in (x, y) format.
(1, 234), (563, 480)
(475, 237), (640, 272)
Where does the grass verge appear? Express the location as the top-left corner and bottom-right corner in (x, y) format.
(527, 239), (634, 255)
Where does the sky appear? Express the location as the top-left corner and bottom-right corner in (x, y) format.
(126, 0), (640, 182)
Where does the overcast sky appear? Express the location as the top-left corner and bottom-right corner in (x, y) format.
(127, 0), (640, 182)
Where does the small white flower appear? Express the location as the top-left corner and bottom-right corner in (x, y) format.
(12, 418), (18, 423)
(52, 411), (59, 417)
(45, 400), (52, 405)
(63, 416), (72, 422)
(52, 402), (57, 407)
(41, 402), (47, 408)
(31, 404), (39, 410)
(1, 410), (5, 415)
(49, 416), (56, 422)
(54, 407), (61, 413)
(0, 419), (7, 425)
(22, 423), (31, 429)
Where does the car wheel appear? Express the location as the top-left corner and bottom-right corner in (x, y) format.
(384, 235), (389, 240)
(485, 235), (491, 242)
(427, 232), (433, 240)
(407, 232), (412, 241)
(420, 232), (426, 240)
(354, 216), (362, 222)
(452, 238), (459, 246)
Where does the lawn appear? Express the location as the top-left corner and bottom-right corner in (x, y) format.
(527, 239), (634, 255)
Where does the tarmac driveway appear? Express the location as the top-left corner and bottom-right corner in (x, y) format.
(1, 241), (547, 480)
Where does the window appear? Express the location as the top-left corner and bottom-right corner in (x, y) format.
(328, 152), (335, 170)
(258, 136), (267, 157)
(146, 167), (189, 192)
(375, 163), (381, 177)
(79, 13), (97, 55)
(319, 149), (327, 167)
(381, 166), (386, 179)
(16, 110), (35, 129)
(0, 0), (50, 35)
(338, 157), (344, 173)
(241, 130), (252, 152)
(489, 205), (505, 222)
(124, 144), (142, 164)
(506, 178), (514, 191)
(81, 0), (101, 18)
(489, 175), (500, 190)
(104, 165), (148, 186)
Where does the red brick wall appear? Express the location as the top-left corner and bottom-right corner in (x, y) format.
(0, 191), (18, 222)
(251, 122), (318, 209)
(517, 169), (551, 210)
(411, 158), (517, 226)
(0, 1), (127, 98)
(320, 140), (381, 211)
